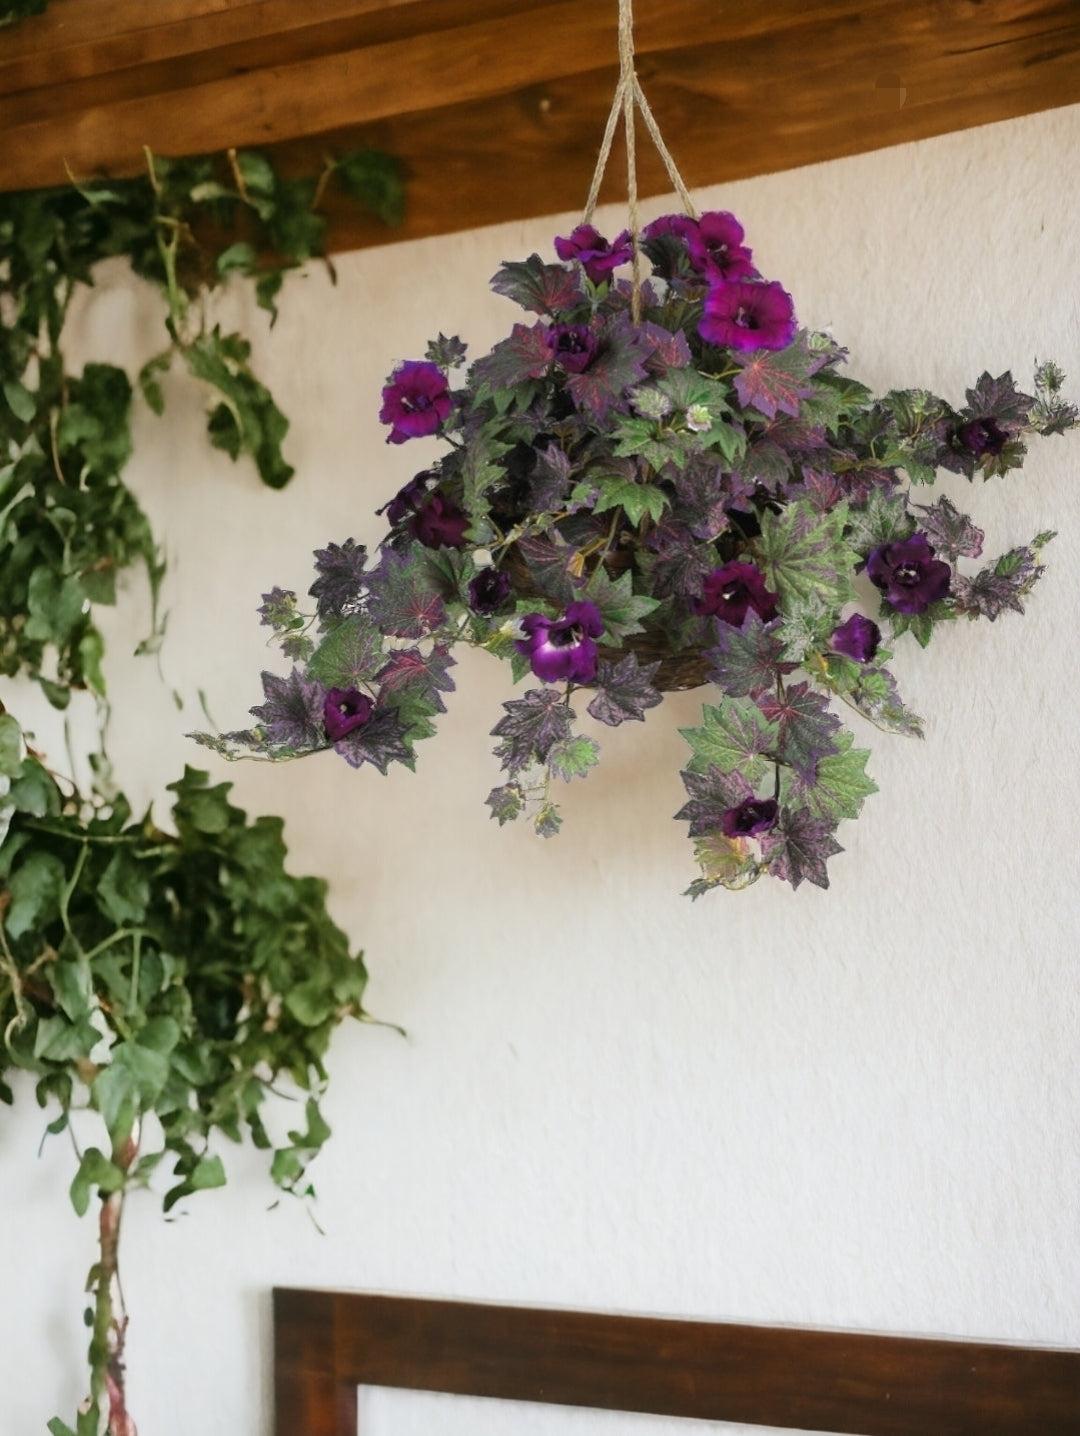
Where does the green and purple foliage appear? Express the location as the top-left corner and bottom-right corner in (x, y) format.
(195, 211), (1076, 894)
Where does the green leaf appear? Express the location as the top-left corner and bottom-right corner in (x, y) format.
(5, 850), (67, 938)
(50, 950), (94, 1023)
(9, 759), (61, 818)
(584, 567), (660, 641)
(188, 1153), (227, 1192)
(69, 1147), (126, 1216)
(546, 735), (600, 782)
(97, 849), (150, 924)
(756, 500), (858, 610)
(215, 241), (256, 278)
(592, 471), (669, 526)
(3, 379), (36, 422)
(787, 731), (877, 823)
(284, 980), (333, 1028)
(680, 698), (779, 785)
(0, 713), (23, 777)
(138, 351), (172, 416)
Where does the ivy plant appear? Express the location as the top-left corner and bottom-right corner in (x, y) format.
(0, 145), (403, 701)
(0, 709), (371, 1435)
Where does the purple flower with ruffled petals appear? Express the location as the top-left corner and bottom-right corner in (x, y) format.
(379, 361), (453, 444)
(694, 562), (779, 625)
(323, 688), (374, 741)
(379, 471), (431, 525)
(516, 600), (605, 683)
(642, 213), (698, 244)
(410, 493), (469, 549)
(554, 225), (633, 285)
(699, 279), (797, 352)
(686, 211), (757, 281)
(721, 798), (779, 838)
(830, 613), (881, 663)
(550, 324), (600, 374)
(954, 416), (1008, 457)
(468, 567), (511, 614)
(867, 534), (951, 615)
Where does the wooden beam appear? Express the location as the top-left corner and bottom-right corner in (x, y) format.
(2, 1), (1079, 250)
(273, 1288), (1080, 1436)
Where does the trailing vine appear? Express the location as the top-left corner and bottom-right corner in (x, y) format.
(0, 147), (402, 1433)
(0, 145), (403, 700)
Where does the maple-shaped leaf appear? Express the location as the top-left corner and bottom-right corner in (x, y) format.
(637, 526), (719, 601)
(529, 442), (574, 511)
(486, 781), (526, 824)
(592, 469), (669, 525)
(249, 668), (327, 751)
(333, 706), (411, 773)
(489, 254), (584, 316)
(951, 536), (1052, 620)
(425, 332), (468, 368)
(963, 370), (1034, 427)
(844, 664), (925, 738)
(491, 688), (575, 775)
(309, 537), (367, 621)
(911, 495), (984, 562)
(461, 431), (514, 539)
(365, 547), (447, 638)
(706, 613), (795, 697)
(1030, 360), (1079, 436)
(470, 322), (554, 394)
(756, 499), (858, 609)
(731, 337), (816, 419)
(515, 534), (578, 604)
(760, 805), (843, 890)
(674, 765), (752, 837)
(586, 652), (663, 726)
(636, 320), (693, 373)
(258, 586), (300, 632)
(546, 734), (600, 781)
(757, 680), (841, 785)
(735, 437), (792, 494)
(845, 487), (916, 559)
(584, 566), (660, 641)
(786, 731), (877, 823)
(669, 457), (731, 541)
(307, 613), (385, 689)
(566, 321), (652, 420)
(680, 696), (780, 785)
(534, 802), (563, 838)
(687, 829), (761, 895)
(376, 644), (456, 712)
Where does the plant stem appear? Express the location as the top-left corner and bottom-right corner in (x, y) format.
(89, 1126), (140, 1436)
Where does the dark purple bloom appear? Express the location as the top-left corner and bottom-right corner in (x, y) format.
(830, 613), (881, 664)
(694, 562), (779, 626)
(380, 471), (431, 525)
(468, 567), (512, 613)
(953, 416), (1008, 457)
(379, 361), (452, 444)
(516, 600), (605, 684)
(641, 213), (698, 244)
(549, 324), (600, 373)
(410, 492), (469, 549)
(699, 279), (797, 352)
(867, 534), (952, 615)
(553, 225), (633, 285)
(686, 211), (757, 281)
(720, 797), (779, 838)
(323, 687), (374, 741)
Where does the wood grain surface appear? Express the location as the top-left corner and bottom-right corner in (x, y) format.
(273, 1287), (1080, 1436)
(2, 1), (1080, 251)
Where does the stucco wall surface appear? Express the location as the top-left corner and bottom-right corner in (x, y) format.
(1, 101), (1078, 1436)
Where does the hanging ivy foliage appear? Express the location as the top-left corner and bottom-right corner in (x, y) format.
(0, 145), (403, 702)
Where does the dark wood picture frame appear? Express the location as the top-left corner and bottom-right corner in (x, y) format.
(273, 1288), (1079, 1436)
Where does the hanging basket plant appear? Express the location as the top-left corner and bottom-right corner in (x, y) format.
(196, 4), (1076, 896)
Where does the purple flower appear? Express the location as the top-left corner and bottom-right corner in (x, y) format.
(554, 225), (633, 285)
(867, 534), (951, 615)
(323, 688), (374, 741)
(549, 324), (600, 373)
(953, 416), (1008, 457)
(830, 613), (881, 663)
(379, 361), (452, 444)
(516, 600), (605, 684)
(468, 567), (511, 613)
(699, 279), (797, 352)
(379, 471), (431, 525)
(694, 562), (779, 625)
(641, 213), (698, 244)
(410, 493), (469, 549)
(721, 798), (779, 838)
(686, 211), (757, 281)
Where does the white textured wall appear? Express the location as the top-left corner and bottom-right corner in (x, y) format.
(1, 102), (1078, 1436)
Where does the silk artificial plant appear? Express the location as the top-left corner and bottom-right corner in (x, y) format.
(198, 204), (1075, 895)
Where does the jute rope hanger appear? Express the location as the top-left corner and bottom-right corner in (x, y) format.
(581, 0), (700, 319)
